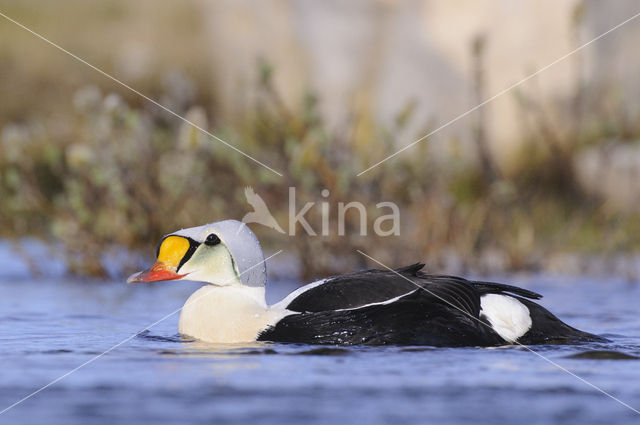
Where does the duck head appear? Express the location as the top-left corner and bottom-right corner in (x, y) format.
(127, 220), (266, 288)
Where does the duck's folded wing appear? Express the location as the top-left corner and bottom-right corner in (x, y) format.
(470, 280), (542, 299)
(282, 263), (482, 318)
(260, 289), (504, 346)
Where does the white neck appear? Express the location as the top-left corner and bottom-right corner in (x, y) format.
(178, 285), (289, 343)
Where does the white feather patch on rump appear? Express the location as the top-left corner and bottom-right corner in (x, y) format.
(480, 294), (532, 342)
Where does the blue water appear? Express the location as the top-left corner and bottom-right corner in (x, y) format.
(1, 248), (640, 424)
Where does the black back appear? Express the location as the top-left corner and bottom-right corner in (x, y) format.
(260, 264), (605, 346)
(284, 263), (542, 318)
(261, 290), (506, 346)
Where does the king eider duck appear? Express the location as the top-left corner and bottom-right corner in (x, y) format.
(128, 220), (605, 346)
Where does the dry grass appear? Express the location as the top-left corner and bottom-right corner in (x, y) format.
(2, 2), (640, 279)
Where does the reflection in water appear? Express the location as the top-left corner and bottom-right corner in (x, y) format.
(566, 350), (639, 360)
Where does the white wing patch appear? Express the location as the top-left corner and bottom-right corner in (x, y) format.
(333, 289), (418, 311)
(480, 294), (532, 343)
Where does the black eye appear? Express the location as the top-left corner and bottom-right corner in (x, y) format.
(204, 233), (221, 246)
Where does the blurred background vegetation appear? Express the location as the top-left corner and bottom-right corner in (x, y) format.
(1, 0), (640, 280)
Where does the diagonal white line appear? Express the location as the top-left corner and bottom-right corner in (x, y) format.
(357, 10), (640, 176)
(0, 250), (283, 416)
(0, 10), (283, 177)
(356, 249), (640, 416)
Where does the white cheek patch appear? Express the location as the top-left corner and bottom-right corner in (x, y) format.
(480, 294), (532, 343)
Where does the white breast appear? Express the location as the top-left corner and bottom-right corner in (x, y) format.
(178, 285), (291, 343)
(480, 294), (532, 343)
